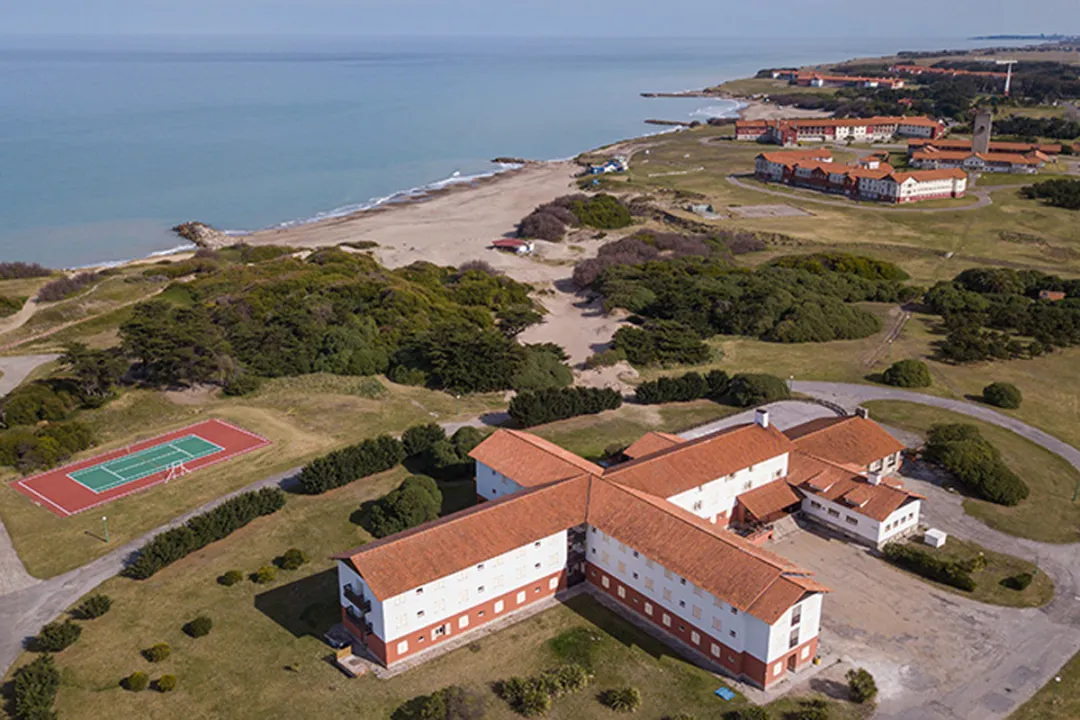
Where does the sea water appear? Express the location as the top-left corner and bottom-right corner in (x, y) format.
(0, 35), (1021, 267)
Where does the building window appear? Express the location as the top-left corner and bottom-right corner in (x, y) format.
(459, 616), (469, 629)
(645, 558), (654, 569)
(617, 561), (626, 574)
(711, 644), (721, 658)
(679, 600), (686, 608)
(601, 551), (609, 564)
(517, 591), (526, 604)
(418, 634), (425, 643)
(633, 550), (639, 558)
(827, 508), (840, 518)
(773, 663), (783, 677)
(663, 614), (671, 627)
(591, 548), (597, 555)
(663, 588), (672, 602)
(434, 625), (447, 638)
(792, 605), (802, 626)
(693, 500), (704, 511)
(535, 562), (542, 569)
(397, 640), (409, 654)
(789, 629), (799, 649)
(801, 646), (811, 660)
(618, 542), (626, 553)
(693, 586), (703, 598)
(731, 607), (738, 615)
(618, 586), (626, 599)
(679, 624), (686, 632)
(417, 610), (425, 618)
(478, 610), (485, 617)
(680, 578), (687, 586)
(645, 578), (654, 591)
(495, 600), (504, 613)
(712, 617), (722, 631)
(534, 541), (541, 548)
(645, 602), (653, 616)
(691, 631), (700, 645)
(602, 576), (610, 589)
(692, 606), (702, 620)
(549, 577), (558, 590)
(664, 569), (673, 580)
(810, 500), (822, 510)
(632, 572), (639, 580)
(477, 563), (485, 570)
(416, 588), (423, 595)
(729, 630), (736, 638)
(478, 586), (485, 594)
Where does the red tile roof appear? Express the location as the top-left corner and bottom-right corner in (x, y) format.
(788, 452), (923, 522)
(785, 416), (905, 468)
(737, 479), (802, 520)
(623, 431), (684, 460)
(468, 429), (603, 488)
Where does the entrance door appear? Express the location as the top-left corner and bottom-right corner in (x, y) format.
(787, 654), (798, 672)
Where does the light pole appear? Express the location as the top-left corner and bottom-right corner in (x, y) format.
(102, 516), (109, 543)
(1053, 675), (1061, 705)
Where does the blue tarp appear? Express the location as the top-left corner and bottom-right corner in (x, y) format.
(714, 687), (736, 701)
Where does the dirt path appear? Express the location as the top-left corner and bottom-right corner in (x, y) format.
(0, 297), (42, 336)
(863, 307), (910, 369)
(518, 284), (628, 366)
(0, 354), (59, 397)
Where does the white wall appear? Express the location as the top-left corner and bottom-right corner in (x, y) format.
(666, 453), (789, 524)
(338, 561), (385, 638)
(801, 494), (920, 546)
(476, 462), (524, 501)
(879, 500), (921, 544)
(752, 592), (823, 663)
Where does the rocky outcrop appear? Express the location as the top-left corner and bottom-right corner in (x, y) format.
(172, 221), (232, 249)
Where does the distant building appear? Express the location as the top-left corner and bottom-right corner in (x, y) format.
(754, 149), (967, 203)
(909, 147), (1046, 174)
(1039, 290), (1067, 302)
(490, 239), (534, 255)
(889, 64), (1009, 81)
(588, 156), (628, 174)
(907, 138), (1062, 157)
(736, 116), (944, 146)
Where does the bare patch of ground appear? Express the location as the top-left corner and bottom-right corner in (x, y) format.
(729, 203), (814, 218)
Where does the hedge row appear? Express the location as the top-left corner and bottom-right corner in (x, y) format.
(634, 370), (729, 404)
(509, 387), (622, 428)
(883, 542), (976, 592)
(124, 487), (286, 579)
(297, 435), (406, 494)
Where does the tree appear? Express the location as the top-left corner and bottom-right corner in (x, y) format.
(156, 674), (178, 693)
(74, 593), (112, 620)
(13, 655), (60, 720)
(35, 620), (81, 652)
(123, 671), (150, 692)
(728, 374), (790, 407)
(366, 476), (443, 538)
(846, 667), (878, 704)
(121, 299), (231, 386)
(278, 547), (309, 570)
(983, 382), (1022, 409)
(420, 322), (524, 393)
(511, 345), (573, 392)
(497, 305), (543, 338)
(600, 686), (642, 713)
(403, 423), (448, 457)
(882, 359), (931, 388)
(58, 343), (128, 403)
(143, 642), (171, 663)
(184, 615), (213, 638)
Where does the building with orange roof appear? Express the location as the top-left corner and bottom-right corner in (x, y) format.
(910, 145), (1047, 174)
(333, 405), (924, 688)
(735, 115), (944, 146)
(908, 138), (1062, 157)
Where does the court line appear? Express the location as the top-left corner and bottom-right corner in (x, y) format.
(14, 480), (73, 517)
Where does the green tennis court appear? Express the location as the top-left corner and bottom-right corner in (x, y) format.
(68, 435), (224, 493)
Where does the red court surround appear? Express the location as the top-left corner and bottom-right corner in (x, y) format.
(11, 419), (270, 517)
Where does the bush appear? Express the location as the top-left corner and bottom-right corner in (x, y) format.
(184, 615), (214, 638)
(143, 642), (171, 663)
(297, 435), (406, 494)
(728, 373), (790, 407)
(511, 345), (574, 392)
(983, 382), (1022, 409)
(497, 665), (592, 716)
(509, 386), (622, 427)
(723, 709), (769, 720)
(612, 320), (710, 367)
(600, 686), (642, 713)
(1, 382), (76, 427)
(13, 655), (60, 720)
(584, 348), (626, 368)
(846, 667), (878, 704)
(390, 365), (428, 386)
(882, 359), (931, 388)
(394, 684), (487, 720)
(0, 261), (51, 280)
(124, 487), (286, 579)
(567, 194), (632, 230)
(37, 272), (101, 302)
(634, 370), (729, 404)
(402, 423), (448, 457)
(35, 620), (81, 652)
(365, 475), (443, 538)
(218, 569), (244, 586)
(924, 424), (1029, 506)
(251, 566), (277, 584)
(1002, 572), (1034, 591)
(74, 593), (112, 620)
(278, 547), (309, 570)
(156, 674), (178, 693)
(222, 372), (262, 397)
(883, 542), (976, 591)
(122, 671), (150, 692)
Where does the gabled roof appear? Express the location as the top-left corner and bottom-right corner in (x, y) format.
(469, 429), (603, 488)
(334, 474), (592, 600)
(784, 416), (905, 468)
(737, 479), (802, 520)
(587, 480), (827, 623)
(788, 452), (923, 522)
(623, 431), (684, 460)
(604, 423), (793, 499)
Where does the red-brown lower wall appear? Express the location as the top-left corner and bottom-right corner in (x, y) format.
(348, 569), (568, 666)
(586, 563), (817, 689)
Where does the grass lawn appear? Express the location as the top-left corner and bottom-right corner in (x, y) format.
(863, 401), (1080, 543)
(3, 460), (869, 720)
(889, 536), (1054, 608)
(0, 376), (505, 578)
(1011, 648), (1080, 719)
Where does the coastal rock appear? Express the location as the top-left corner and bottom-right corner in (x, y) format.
(172, 221), (232, 249)
(491, 157), (530, 165)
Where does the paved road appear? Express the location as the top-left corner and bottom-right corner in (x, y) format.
(0, 354), (59, 398)
(726, 174), (996, 213)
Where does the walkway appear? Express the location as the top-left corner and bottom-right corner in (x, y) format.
(726, 174), (996, 213)
(0, 354), (59, 398)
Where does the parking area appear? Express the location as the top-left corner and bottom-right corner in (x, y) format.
(770, 526), (1080, 720)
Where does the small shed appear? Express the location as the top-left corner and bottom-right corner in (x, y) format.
(923, 528), (947, 549)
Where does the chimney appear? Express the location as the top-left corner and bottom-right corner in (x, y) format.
(855, 407), (869, 420)
(755, 408), (770, 429)
(867, 471), (882, 486)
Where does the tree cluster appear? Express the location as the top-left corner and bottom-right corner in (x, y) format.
(518, 194), (631, 241)
(592, 254), (911, 353)
(393, 685), (487, 720)
(497, 664), (593, 717)
(12, 655), (60, 720)
(124, 487), (286, 579)
(923, 424), (1029, 506)
(34, 620), (82, 652)
(508, 387), (622, 428)
(1020, 178), (1080, 210)
(881, 359), (931, 388)
(882, 542), (976, 591)
(924, 267), (1080, 363)
(612, 320), (711, 367)
(0, 261), (51, 280)
(404, 424), (485, 479)
(297, 435), (406, 494)
(994, 115), (1080, 141)
(0, 421), (93, 473)
(366, 475), (444, 538)
(634, 370), (729, 404)
(728, 373), (791, 407)
(36, 271), (102, 302)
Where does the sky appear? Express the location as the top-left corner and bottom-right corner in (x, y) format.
(3, 0), (1077, 38)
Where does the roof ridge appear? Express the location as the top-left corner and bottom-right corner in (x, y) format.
(504, 429), (604, 473)
(605, 422), (759, 475)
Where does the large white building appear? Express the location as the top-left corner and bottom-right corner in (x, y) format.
(333, 409), (920, 689)
(736, 116), (944, 146)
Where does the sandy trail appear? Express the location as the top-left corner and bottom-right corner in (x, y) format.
(0, 297), (40, 336)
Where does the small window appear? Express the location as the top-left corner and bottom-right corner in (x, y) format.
(663, 613), (671, 627)
(680, 578), (687, 586)
(731, 607), (738, 615)
(416, 588), (424, 595)
(602, 576), (610, 589)
(645, 558), (654, 569)
(459, 616), (469, 629)
(645, 602), (653, 615)
(691, 631), (700, 645)
(693, 500), (704, 511)
(645, 577), (655, 591)
(534, 541), (541, 548)
(633, 550), (639, 558)
(477, 563), (485, 570)
(711, 643), (721, 657)
(712, 617), (722, 631)
(693, 586), (703, 598)
(827, 508), (840, 518)
(517, 591), (526, 604)
(663, 588), (672, 601)
(692, 605), (702, 620)
(417, 610), (425, 618)
(477, 585), (485, 593)
(618, 586), (626, 599)
(632, 572), (639, 580)
(478, 610), (485, 617)
(789, 629), (799, 649)
(678, 624), (686, 632)
(397, 640), (409, 654)
(810, 500), (822, 510)
(535, 562), (541, 569)
(729, 629), (736, 638)
(591, 548), (597, 555)
(679, 600), (686, 608)
(845, 516), (858, 526)
(418, 634), (425, 643)
(495, 600), (505, 613)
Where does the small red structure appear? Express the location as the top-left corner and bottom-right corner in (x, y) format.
(1039, 290), (1067, 302)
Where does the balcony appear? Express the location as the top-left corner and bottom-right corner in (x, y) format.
(343, 585), (371, 614)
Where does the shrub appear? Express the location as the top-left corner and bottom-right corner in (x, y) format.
(634, 370), (729, 404)
(882, 542), (976, 592)
(584, 348), (626, 368)
(983, 382), (1022, 409)
(365, 475), (443, 538)
(723, 709), (769, 720)
(511, 345), (574, 392)
(667, 715), (699, 720)
(296, 435), (406, 494)
(0, 261), (51, 280)
(124, 487), (286, 579)
(13, 655), (60, 720)
(600, 686), (642, 713)
(222, 372), (262, 397)
(156, 674), (178, 693)
(402, 423), (448, 457)
(924, 424), (1029, 506)
(390, 365), (428, 386)
(75, 593), (112, 620)
(278, 547), (309, 570)
(143, 642), (171, 663)
(218, 569), (244, 586)
(184, 615), (213, 638)
(846, 667), (878, 703)
(37, 272), (101, 302)
(394, 684), (487, 720)
(882, 359), (931, 388)
(252, 566), (277, 584)
(516, 686), (551, 717)
(728, 373), (790, 407)
(509, 387), (622, 427)
(1002, 572), (1034, 590)
(496, 665), (591, 716)
(567, 194), (632, 230)
(122, 671), (150, 692)
(35, 620), (81, 652)
(612, 320), (710, 367)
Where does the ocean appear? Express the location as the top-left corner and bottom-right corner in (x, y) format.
(0, 35), (1021, 267)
